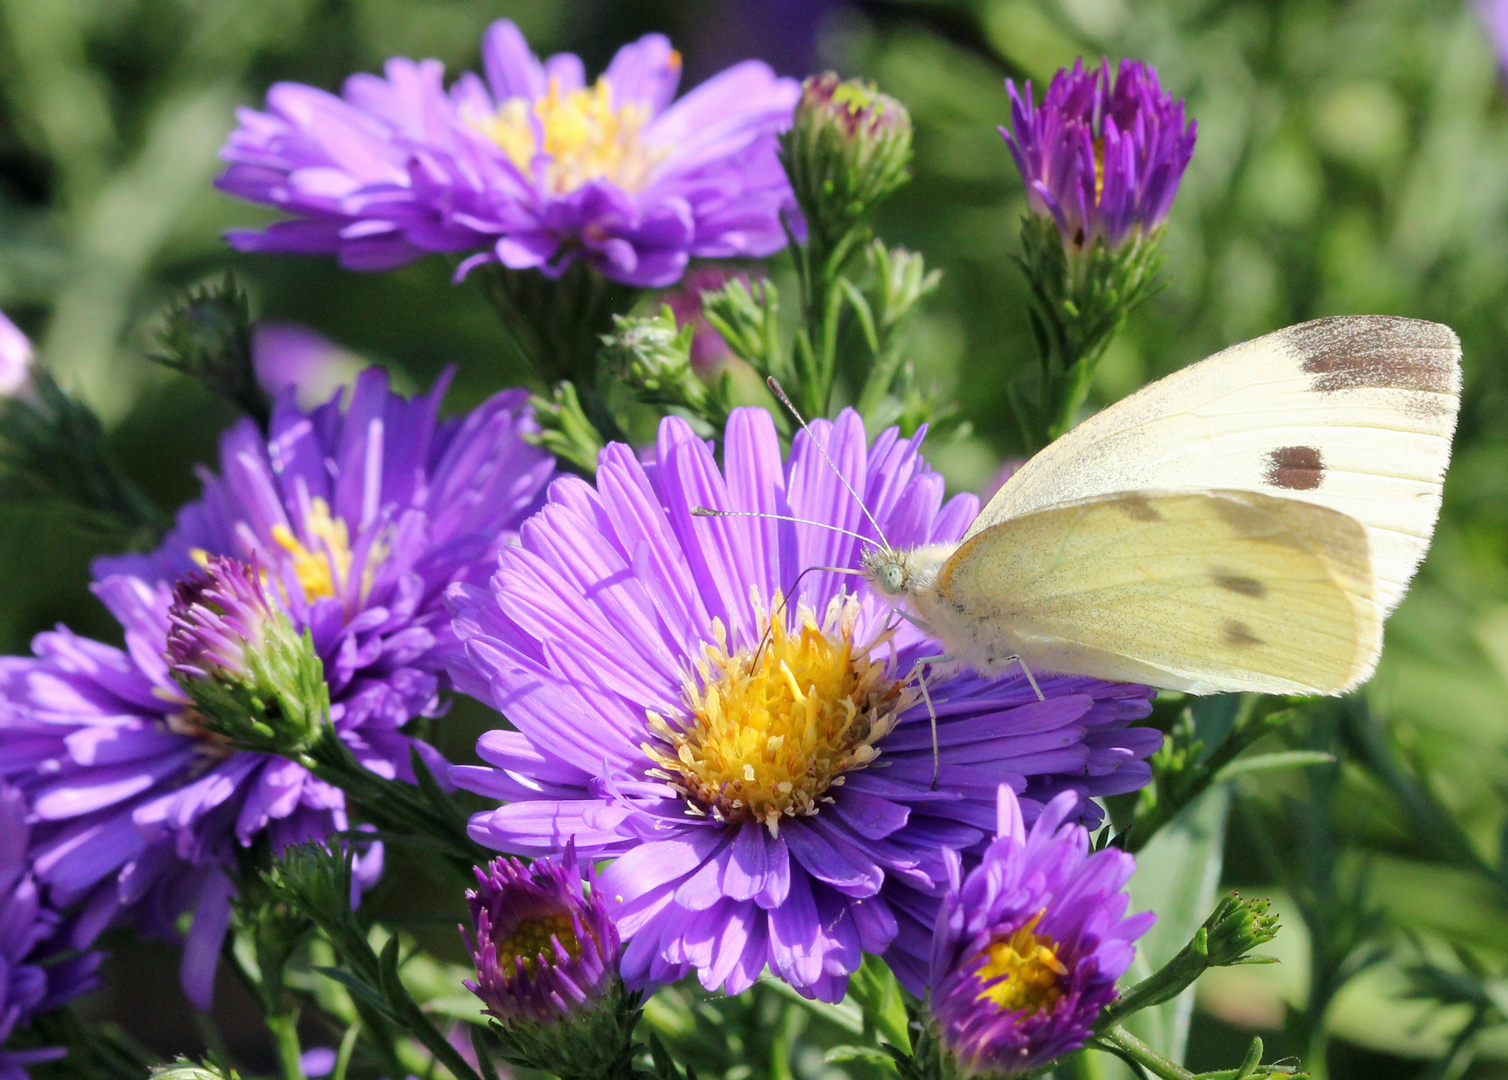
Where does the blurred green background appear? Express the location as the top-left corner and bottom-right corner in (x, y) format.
(3, 0), (1508, 1077)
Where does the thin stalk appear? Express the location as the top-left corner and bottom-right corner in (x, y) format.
(1094, 1026), (1195, 1080)
(267, 1010), (307, 1080)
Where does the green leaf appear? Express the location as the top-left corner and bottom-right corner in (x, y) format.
(311, 967), (398, 1021)
(1215, 750), (1336, 783)
(846, 954), (913, 1051)
(826, 1044), (898, 1066)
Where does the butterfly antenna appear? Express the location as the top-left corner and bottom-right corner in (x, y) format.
(690, 506), (884, 549)
(748, 563), (865, 669)
(766, 377), (893, 551)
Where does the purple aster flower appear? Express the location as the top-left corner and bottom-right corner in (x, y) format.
(0, 310), (33, 397)
(0, 781), (101, 1079)
(219, 20), (801, 288)
(463, 843), (620, 1025)
(448, 407), (1158, 1001)
(927, 785), (1152, 1076)
(1000, 59), (1196, 250)
(0, 370), (555, 1007)
(253, 322), (364, 411)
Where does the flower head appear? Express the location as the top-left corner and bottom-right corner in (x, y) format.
(927, 786), (1153, 1076)
(0, 369), (554, 1007)
(449, 407), (1158, 1001)
(1000, 59), (1195, 250)
(219, 21), (800, 288)
(0, 781), (101, 1080)
(463, 844), (620, 1025)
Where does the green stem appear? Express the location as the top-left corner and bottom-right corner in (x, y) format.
(331, 1023), (360, 1080)
(268, 1010), (307, 1080)
(1094, 1026), (1196, 1080)
(1117, 696), (1289, 854)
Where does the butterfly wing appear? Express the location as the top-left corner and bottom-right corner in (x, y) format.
(926, 489), (1378, 695)
(972, 316), (1461, 614)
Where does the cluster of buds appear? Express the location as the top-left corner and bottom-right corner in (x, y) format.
(166, 555), (329, 755)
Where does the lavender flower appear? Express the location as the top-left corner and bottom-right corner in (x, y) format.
(1000, 59), (1196, 250)
(0, 370), (554, 1007)
(449, 407), (1159, 1001)
(253, 322), (364, 410)
(0, 311), (32, 397)
(463, 844), (620, 1025)
(927, 786), (1152, 1075)
(1479, 0), (1508, 75)
(219, 21), (801, 288)
(0, 781), (101, 1079)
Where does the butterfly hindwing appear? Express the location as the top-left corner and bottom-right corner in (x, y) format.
(920, 489), (1379, 695)
(969, 315), (1461, 615)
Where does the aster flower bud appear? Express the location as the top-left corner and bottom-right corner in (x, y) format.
(1001, 60), (1195, 448)
(782, 73), (913, 246)
(920, 787), (1153, 1078)
(462, 846), (639, 1078)
(166, 556), (329, 755)
(151, 274), (271, 430)
(1105, 891), (1280, 1025)
(1001, 59), (1195, 253)
(604, 308), (732, 435)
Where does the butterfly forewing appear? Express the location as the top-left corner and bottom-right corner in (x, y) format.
(969, 315), (1461, 615)
(924, 490), (1379, 695)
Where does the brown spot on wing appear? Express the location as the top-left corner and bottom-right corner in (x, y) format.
(1287, 315), (1458, 395)
(1266, 446), (1324, 491)
(1116, 495), (1164, 523)
(1213, 571), (1267, 598)
(1225, 620), (1263, 647)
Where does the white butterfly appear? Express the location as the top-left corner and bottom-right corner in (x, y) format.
(861, 315), (1461, 696)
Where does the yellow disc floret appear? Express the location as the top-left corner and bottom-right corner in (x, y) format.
(975, 914), (1069, 1016)
(268, 497), (385, 604)
(646, 594), (911, 836)
(467, 74), (672, 194)
(494, 912), (582, 978)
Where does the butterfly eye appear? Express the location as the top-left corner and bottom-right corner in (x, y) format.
(884, 564), (905, 593)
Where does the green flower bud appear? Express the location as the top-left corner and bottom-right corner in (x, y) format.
(781, 73), (913, 245)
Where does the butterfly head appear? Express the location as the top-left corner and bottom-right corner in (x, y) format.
(860, 545), (911, 596)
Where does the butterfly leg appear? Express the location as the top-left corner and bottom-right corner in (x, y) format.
(899, 652), (953, 792)
(1001, 655), (1046, 702)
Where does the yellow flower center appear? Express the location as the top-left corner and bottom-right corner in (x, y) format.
(494, 912), (582, 977)
(646, 595), (910, 836)
(468, 74), (673, 195)
(975, 914), (1069, 1016)
(264, 497), (384, 604)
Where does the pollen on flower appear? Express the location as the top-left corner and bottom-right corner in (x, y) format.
(269, 497), (383, 603)
(493, 911), (583, 978)
(645, 594), (912, 836)
(974, 914), (1069, 1016)
(468, 77), (668, 194)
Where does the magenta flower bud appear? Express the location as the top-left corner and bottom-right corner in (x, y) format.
(1001, 59), (1196, 251)
(463, 845), (621, 1026)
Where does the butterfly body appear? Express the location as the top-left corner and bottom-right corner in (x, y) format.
(860, 315), (1461, 697)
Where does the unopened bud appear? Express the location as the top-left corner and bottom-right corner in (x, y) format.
(782, 73), (912, 244)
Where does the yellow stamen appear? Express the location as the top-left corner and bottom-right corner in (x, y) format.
(269, 497), (382, 603)
(975, 913), (1069, 1016)
(646, 595), (910, 836)
(495, 913), (581, 978)
(467, 76), (667, 194)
